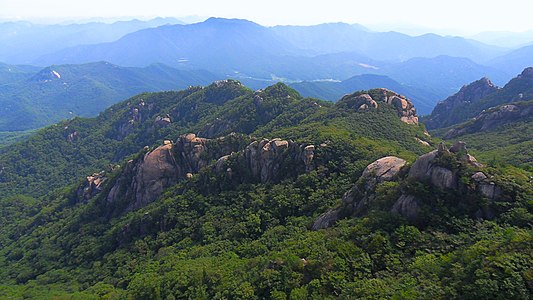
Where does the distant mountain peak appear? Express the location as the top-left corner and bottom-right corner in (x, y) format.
(518, 66), (533, 78)
(30, 67), (63, 83)
(424, 77), (499, 129)
(203, 17), (259, 27)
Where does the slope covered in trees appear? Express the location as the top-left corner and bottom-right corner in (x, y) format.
(0, 82), (531, 299)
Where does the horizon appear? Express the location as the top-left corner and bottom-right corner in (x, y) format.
(1, 0), (533, 36)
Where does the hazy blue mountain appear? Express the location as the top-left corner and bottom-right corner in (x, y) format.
(470, 30), (533, 47)
(271, 23), (372, 55)
(424, 67), (533, 129)
(35, 18), (299, 75)
(272, 24), (505, 63)
(0, 18), (184, 64)
(35, 18), (505, 76)
(290, 74), (440, 114)
(0, 62), (40, 84)
(380, 55), (510, 97)
(489, 44), (533, 75)
(0, 62), (217, 131)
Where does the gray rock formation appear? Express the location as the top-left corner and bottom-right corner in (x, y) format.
(76, 171), (107, 202)
(154, 115), (172, 128)
(425, 77), (499, 129)
(444, 102), (533, 139)
(313, 142), (503, 229)
(390, 194), (419, 220)
(312, 156), (406, 230)
(106, 143), (180, 211)
(337, 88), (419, 125)
(98, 134), (319, 214)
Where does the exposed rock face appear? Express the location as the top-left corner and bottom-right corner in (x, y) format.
(154, 115), (172, 128)
(312, 156), (406, 230)
(352, 94), (379, 111)
(105, 133), (242, 212)
(200, 119), (233, 139)
(337, 88), (419, 125)
(302, 145), (315, 172)
(312, 208), (344, 230)
(361, 156), (407, 189)
(444, 101), (533, 139)
(313, 142), (503, 229)
(175, 133), (209, 174)
(115, 99), (156, 140)
(408, 150), (457, 190)
(239, 139), (315, 183)
(106, 143), (180, 211)
(99, 134), (319, 214)
(76, 171), (107, 202)
(67, 131), (78, 142)
(390, 194), (419, 220)
(415, 137), (430, 147)
(425, 77), (499, 129)
(471, 171), (502, 200)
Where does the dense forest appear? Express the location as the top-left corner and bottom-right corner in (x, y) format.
(0, 81), (531, 299)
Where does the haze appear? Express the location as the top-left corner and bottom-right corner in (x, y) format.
(1, 0), (533, 35)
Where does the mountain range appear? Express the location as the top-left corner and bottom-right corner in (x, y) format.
(0, 62), (217, 131)
(0, 79), (530, 298)
(0, 18), (184, 64)
(1, 17), (532, 133)
(423, 67), (533, 169)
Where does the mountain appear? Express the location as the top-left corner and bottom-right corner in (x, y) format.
(35, 18), (299, 75)
(424, 67), (533, 129)
(272, 23), (505, 63)
(379, 55), (510, 97)
(0, 62), (218, 131)
(470, 30), (533, 48)
(490, 44), (533, 75)
(0, 18), (184, 64)
(0, 81), (530, 298)
(423, 77), (500, 129)
(439, 101), (533, 169)
(0, 62), (40, 84)
(33, 18), (506, 82)
(290, 74), (440, 114)
(0, 81), (428, 199)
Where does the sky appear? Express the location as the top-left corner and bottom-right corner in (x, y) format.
(1, 0), (533, 35)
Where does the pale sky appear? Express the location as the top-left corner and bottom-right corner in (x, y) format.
(1, 0), (532, 34)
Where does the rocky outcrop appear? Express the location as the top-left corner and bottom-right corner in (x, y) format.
(115, 98), (156, 140)
(154, 115), (172, 128)
(415, 137), (431, 147)
(337, 88), (419, 124)
(313, 141), (504, 229)
(425, 77), (499, 129)
(217, 138), (316, 184)
(97, 133), (319, 214)
(76, 171), (107, 203)
(361, 156), (407, 190)
(106, 142), (180, 211)
(444, 101), (533, 139)
(312, 156), (406, 230)
(390, 194), (419, 220)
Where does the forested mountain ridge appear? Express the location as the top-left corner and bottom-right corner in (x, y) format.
(0, 81), (531, 298)
(424, 67), (533, 129)
(0, 62), (217, 132)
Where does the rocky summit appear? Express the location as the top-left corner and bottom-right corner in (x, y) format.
(336, 88), (419, 124)
(313, 141), (505, 230)
(444, 100), (533, 139)
(425, 77), (499, 129)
